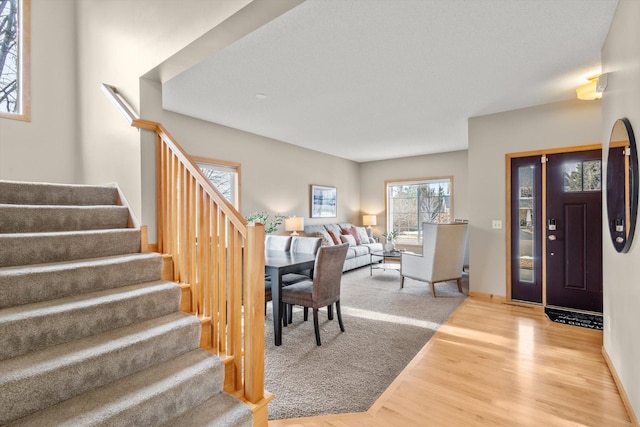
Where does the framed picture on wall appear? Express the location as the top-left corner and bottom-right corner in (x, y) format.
(311, 185), (337, 218)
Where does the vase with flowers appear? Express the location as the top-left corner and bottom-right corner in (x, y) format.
(382, 230), (398, 252)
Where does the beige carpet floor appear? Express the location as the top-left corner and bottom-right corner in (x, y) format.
(264, 266), (469, 420)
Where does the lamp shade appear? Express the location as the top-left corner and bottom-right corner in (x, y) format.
(285, 216), (304, 235)
(363, 215), (377, 227)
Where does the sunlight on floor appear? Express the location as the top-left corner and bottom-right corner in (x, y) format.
(340, 306), (441, 330)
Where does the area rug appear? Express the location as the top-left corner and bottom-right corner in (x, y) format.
(264, 267), (468, 420)
(545, 307), (603, 330)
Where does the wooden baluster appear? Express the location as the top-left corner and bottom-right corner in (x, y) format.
(211, 202), (220, 354)
(244, 223), (265, 403)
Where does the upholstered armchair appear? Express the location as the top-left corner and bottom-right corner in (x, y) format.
(280, 243), (349, 345)
(400, 222), (468, 297)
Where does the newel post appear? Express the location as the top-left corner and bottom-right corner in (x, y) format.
(243, 223), (265, 403)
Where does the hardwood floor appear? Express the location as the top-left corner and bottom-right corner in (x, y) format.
(269, 298), (634, 427)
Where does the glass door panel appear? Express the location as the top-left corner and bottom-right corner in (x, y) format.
(511, 156), (542, 303)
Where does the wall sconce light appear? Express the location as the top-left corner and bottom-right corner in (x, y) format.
(576, 74), (606, 101)
(362, 214), (377, 238)
(285, 216), (304, 236)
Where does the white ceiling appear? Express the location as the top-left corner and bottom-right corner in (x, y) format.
(163, 0), (618, 163)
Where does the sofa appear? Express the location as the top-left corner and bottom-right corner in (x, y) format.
(304, 223), (384, 272)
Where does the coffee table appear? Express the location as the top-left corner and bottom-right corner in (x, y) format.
(370, 250), (402, 275)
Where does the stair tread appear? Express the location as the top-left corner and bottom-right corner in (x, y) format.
(0, 180), (120, 206)
(0, 312), (202, 424)
(0, 227), (138, 237)
(0, 252), (161, 275)
(6, 349), (228, 427)
(0, 311), (199, 381)
(0, 279), (178, 319)
(0, 253), (163, 308)
(0, 204), (130, 233)
(0, 280), (180, 360)
(0, 228), (141, 268)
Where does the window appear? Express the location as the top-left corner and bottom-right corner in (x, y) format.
(193, 156), (240, 209)
(386, 177), (453, 245)
(0, 0), (29, 120)
(563, 160), (601, 192)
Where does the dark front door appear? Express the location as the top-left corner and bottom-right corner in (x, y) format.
(546, 150), (603, 312)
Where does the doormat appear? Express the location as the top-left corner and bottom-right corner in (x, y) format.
(545, 307), (603, 330)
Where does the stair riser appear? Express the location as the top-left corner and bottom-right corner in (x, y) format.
(0, 180), (119, 206)
(0, 229), (141, 268)
(0, 205), (130, 233)
(0, 253), (163, 309)
(0, 282), (181, 361)
(163, 393), (255, 427)
(6, 350), (227, 427)
(101, 357), (225, 427)
(0, 314), (201, 424)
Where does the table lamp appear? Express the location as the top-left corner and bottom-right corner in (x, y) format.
(285, 216), (304, 236)
(363, 214), (377, 238)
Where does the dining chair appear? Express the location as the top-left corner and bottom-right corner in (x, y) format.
(265, 235), (292, 251)
(281, 236), (322, 286)
(280, 243), (349, 346)
(264, 235), (293, 304)
(400, 222), (468, 297)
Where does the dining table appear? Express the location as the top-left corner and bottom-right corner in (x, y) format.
(264, 250), (316, 346)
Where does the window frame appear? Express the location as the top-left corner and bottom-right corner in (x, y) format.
(192, 156), (241, 210)
(385, 176), (454, 246)
(0, 0), (30, 121)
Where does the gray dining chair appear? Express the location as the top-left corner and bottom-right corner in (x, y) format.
(281, 236), (322, 286)
(264, 235), (292, 313)
(265, 235), (292, 251)
(280, 243), (349, 346)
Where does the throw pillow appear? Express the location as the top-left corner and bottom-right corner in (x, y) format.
(328, 230), (342, 245)
(314, 231), (334, 246)
(340, 234), (357, 247)
(355, 226), (369, 243)
(342, 227), (361, 245)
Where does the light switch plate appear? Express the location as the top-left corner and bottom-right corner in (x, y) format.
(492, 220), (502, 229)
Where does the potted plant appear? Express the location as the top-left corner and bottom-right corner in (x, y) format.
(382, 230), (398, 252)
(245, 211), (286, 234)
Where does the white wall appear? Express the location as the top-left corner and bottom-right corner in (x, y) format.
(0, 0), (77, 183)
(601, 0), (640, 417)
(359, 150), (469, 241)
(468, 100), (602, 297)
(74, 0), (254, 215)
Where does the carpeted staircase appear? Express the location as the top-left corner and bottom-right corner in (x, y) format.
(0, 180), (252, 426)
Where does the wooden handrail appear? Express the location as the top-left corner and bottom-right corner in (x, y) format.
(103, 85), (267, 418)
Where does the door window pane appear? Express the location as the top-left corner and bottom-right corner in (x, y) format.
(563, 160), (601, 192)
(583, 160), (602, 191)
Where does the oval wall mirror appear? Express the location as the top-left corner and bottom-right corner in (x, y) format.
(606, 118), (639, 253)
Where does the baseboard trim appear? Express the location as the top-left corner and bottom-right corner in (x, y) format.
(602, 347), (639, 426)
(468, 291), (506, 304)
